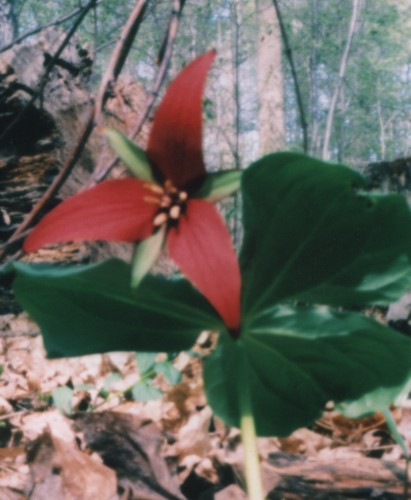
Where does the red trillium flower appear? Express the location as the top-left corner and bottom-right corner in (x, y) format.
(24, 51), (241, 332)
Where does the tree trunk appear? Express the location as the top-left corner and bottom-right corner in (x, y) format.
(256, 0), (285, 155)
(0, 0), (18, 49)
(321, 0), (361, 161)
(309, 0), (320, 155)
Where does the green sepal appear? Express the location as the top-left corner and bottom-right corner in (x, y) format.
(131, 226), (166, 289)
(3, 259), (223, 357)
(103, 128), (155, 182)
(204, 305), (411, 437)
(240, 152), (411, 317)
(194, 170), (242, 202)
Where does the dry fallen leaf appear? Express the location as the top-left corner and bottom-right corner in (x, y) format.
(74, 412), (184, 499)
(28, 430), (117, 500)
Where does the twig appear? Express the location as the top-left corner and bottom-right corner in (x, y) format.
(0, 1), (103, 54)
(131, 0), (186, 135)
(0, 0), (150, 261)
(271, 0), (308, 153)
(156, 0), (186, 65)
(94, 0), (150, 125)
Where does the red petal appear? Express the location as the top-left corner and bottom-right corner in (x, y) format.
(24, 179), (157, 252)
(147, 51), (216, 189)
(167, 199), (241, 329)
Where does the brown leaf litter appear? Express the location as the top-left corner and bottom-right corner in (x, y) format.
(0, 313), (411, 499)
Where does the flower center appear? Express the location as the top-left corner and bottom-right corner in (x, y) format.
(145, 180), (188, 230)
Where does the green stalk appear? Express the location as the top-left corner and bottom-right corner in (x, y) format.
(238, 344), (265, 500)
(382, 407), (409, 497)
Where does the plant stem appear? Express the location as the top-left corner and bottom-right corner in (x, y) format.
(382, 407), (409, 498)
(238, 345), (265, 500)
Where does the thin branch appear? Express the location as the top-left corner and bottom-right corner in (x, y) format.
(0, 0), (150, 261)
(156, 0), (186, 65)
(90, 0), (186, 184)
(271, 0), (308, 153)
(130, 0), (186, 136)
(94, 0), (149, 125)
(0, 1), (103, 54)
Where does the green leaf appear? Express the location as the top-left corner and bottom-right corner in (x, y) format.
(136, 352), (157, 375)
(103, 128), (155, 182)
(75, 383), (94, 390)
(194, 170), (242, 202)
(155, 360), (182, 384)
(336, 376), (411, 418)
(240, 153), (411, 317)
(204, 306), (411, 437)
(99, 373), (123, 399)
(130, 380), (163, 401)
(131, 227), (165, 289)
(52, 386), (73, 415)
(4, 259), (223, 358)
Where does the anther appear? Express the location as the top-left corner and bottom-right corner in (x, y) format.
(179, 191), (188, 202)
(169, 205), (181, 219)
(160, 195), (172, 208)
(164, 180), (177, 193)
(153, 212), (168, 227)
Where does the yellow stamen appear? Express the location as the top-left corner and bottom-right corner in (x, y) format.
(179, 191), (188, 202)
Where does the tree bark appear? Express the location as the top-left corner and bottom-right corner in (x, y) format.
(309, 0), (320, 155)
(265, 452), (409, 499)
(256, 0), (285, 155)
(0, 0), (18, 49)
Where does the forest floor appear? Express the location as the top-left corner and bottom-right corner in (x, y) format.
(0, 312), (410, 500)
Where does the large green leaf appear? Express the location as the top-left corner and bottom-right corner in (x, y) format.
(240, 153), (411, 317)
(4, 259), (223, 358)
(204, 305), (411, 436)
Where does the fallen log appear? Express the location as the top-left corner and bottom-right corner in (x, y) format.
(0, 27), (149, 313)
